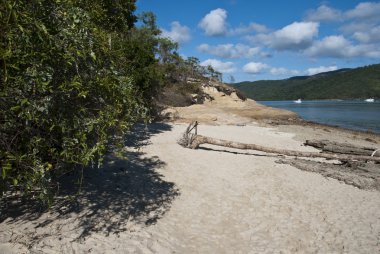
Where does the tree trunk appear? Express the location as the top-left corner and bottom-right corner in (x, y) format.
(189, 135), (380, 162)
(305, 139), (380, 157)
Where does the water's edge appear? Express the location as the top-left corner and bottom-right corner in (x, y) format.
(259, 100), (380, 134)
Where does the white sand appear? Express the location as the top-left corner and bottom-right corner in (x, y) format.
(1, 123), (379, 253)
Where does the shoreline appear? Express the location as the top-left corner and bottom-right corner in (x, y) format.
(297, 119), (380, 138)
(263, 117), (380, 143)
(274, 114), (380, 136)
(258, 98), (378, 101)
(256, 100), (380, 135)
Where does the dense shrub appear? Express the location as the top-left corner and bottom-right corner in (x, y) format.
(0, 0), (150, 203)
(0, 0), (232, 204)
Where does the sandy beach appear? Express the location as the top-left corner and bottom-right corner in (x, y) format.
(1, 84), (380, 253)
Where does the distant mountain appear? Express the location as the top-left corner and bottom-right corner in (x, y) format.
(287, 68), (352, 81)
(232, 64), (380, 101)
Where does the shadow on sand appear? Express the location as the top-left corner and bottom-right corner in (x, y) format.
(0, 123), (179, 240)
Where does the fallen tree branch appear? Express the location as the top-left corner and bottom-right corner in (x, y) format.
(277, 159), (380, 191)
(179, 122), (380, 163)
(305, 139), (380, 157)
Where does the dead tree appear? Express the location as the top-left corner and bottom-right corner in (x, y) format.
(305, 139), (380, 157)
(179, 122), (380, 163)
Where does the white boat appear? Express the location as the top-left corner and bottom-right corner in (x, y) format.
(294, 98), (302, 103)
(365, 98), (375, 102)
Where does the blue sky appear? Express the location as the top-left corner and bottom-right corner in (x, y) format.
(137, 0), (380, 82)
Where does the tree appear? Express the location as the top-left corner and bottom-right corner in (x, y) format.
(0, 0), (153, 203)
(205, 65), (220, 81)
(229, 75), (235, 84)
(158, 38), (178, 64)
(186, 57), (201, 78)
(215, 71), (223, 82)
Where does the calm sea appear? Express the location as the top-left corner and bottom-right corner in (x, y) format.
(258, 100), (380, 134)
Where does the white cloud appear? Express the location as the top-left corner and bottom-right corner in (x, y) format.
(304, 2), (380, 23)
(345, 2), (380, 21)
(200, 59), (236, 73)
(364, 48), (380, 58)
(230, 22), (269, 35)
(161, 21), (191, 44)
(241, 63), (300, 76)
(340, 21), (373, 34)
(304, 3), (380, 58)
(305, 2), (380, 45)
(305, 35), (380, 58)
(252, 22), (319, 50)
(353, 25), (380, 43)
(243, 62), (269, 74)
(340, 21), (380, 44)
(305, 5), (342, 22)
(197, 43), (260, 58)
(305, 35), (351, 58)
(270, 67), (300, 76)
(338, 2), (380, 43)
(307, 66), (338, 75)
(199, 8), (228, 36)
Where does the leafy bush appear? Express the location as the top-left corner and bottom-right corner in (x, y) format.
(0, 0), (150, 203)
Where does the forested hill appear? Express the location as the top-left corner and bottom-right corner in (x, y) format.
(232, 64), (380, 101)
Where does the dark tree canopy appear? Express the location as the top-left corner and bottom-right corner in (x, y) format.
(0, 0), (228, 204)
(0, 0), (163, 203)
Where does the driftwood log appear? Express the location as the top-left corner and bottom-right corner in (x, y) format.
(277, 159), (380, 191)
(179, 122), (380, 163)
(305, 139), (380, 157)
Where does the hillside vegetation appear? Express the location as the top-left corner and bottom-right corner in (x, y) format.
(233, 64), (380, 100)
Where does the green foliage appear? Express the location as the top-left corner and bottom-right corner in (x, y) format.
(0, 0), (152, 203)
(233, 64), (380, 100)
(0, 0), (223, 204)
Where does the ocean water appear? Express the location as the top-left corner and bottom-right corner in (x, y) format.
(258, 100), (380, 134)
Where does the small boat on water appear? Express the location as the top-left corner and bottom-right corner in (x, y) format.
(365, 98), (375, 102)
(294, 98), (302, 103)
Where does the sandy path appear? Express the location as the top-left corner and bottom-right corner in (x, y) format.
(1, 123), (379, 253)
